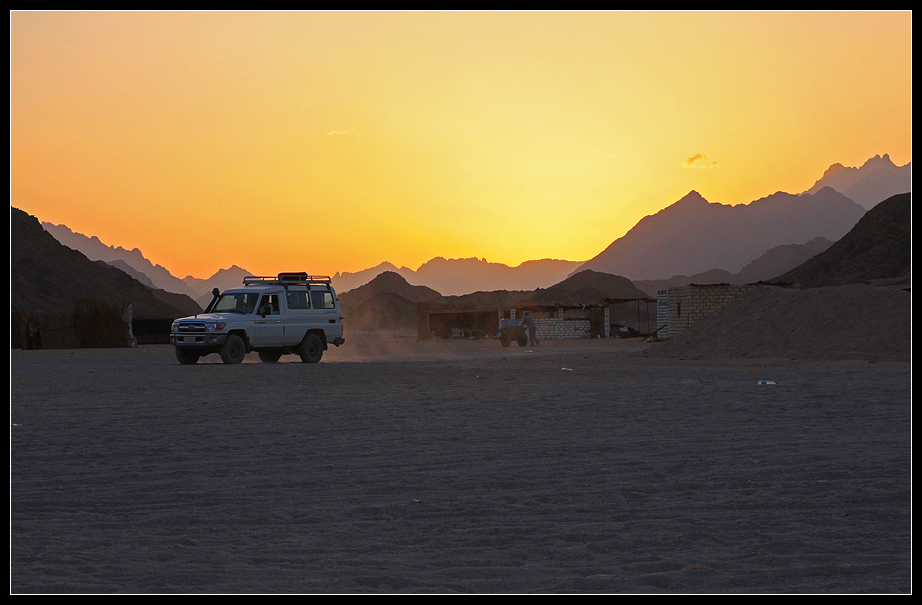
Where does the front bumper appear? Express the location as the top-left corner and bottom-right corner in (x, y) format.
(171, 333), (229, 347)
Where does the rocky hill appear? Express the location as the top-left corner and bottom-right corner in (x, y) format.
(524, 270), (652, 306)
(338, 271), (442, 308)
(735, 237), (835, 284)
(772, 192), (911, 288)
(338, 271), (443, 331)
(575, 187), (867, 281)
(13, 207), (202, 319)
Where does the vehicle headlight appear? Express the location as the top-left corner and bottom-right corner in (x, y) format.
(171, 321), (179, 333)
(206, 322), (227, 332)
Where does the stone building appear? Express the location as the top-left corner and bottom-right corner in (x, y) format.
(657, 283), (796, 338)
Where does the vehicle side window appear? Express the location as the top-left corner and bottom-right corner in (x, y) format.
(260, 294), (280, 315)
(286, 291), (310, 310)
(311, 291), (335, 310)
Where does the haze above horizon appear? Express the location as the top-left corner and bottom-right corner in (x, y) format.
(11, 11), (911, 280)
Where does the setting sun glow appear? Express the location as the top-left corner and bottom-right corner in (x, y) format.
(10, 11), (912, 279)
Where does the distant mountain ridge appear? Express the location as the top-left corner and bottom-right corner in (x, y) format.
(37, 153), (909, 298)
(182, 266), (255, 308)
(332, 257), (583, 296)
(632, 237), (835, 297)
(574, 187), (867, 281)
(40, 221), (254, 305)
(41, 222), (203, 299)
(803, 154), (911, 210)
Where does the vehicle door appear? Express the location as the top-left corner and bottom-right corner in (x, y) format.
(281, 288), (310, 346)
(309, 288), (342, 339)
(249, 292), (285, 347)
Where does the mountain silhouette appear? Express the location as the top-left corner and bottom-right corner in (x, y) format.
(338, 271), (442, 308)
(574, 187), (866, 281)
(41, 221), (201, 299)
(333, 257), (583, 297)
(804, 154), (911, 210)
(183, 265), (255, 308)
(13, 207), (201, 318)
(39, 221), (258, 304)
(771, 192), (911, 288)
(337, 271), (443, 331)
(332, 262), (412, 293)
(632, 237), (835, 297)
(525, 269), (651, 306)
(36, 153), (909, 300)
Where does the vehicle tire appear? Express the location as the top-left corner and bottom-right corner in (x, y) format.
(258, 350), (283, 363)
(517, 336), (528, 346)
(220, 334), (246, 364)
(299, 333), (324, 363)
(175, 347), (200, 365)
(500, 336), (511, 347)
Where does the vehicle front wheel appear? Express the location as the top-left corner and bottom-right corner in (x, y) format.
(175, 347), (200, 365)
(220, 335), (246, 364)
(299, 333), (324, 363)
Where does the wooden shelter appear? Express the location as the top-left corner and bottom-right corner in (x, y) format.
(600, 296), (657, 337)
(416, 302), (499, 340)
(11, 298), (137, 349)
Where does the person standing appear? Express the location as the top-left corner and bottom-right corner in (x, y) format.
(521, 312), (539, 346)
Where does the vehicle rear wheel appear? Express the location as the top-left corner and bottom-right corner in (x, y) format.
(299, 333), (324, 363)
(500, 336), (511, 347)
(175, 347), (200, 365)
(258, 350), (283, 363)
(220, 335), (246, 364)
(517, 336), (528, 346)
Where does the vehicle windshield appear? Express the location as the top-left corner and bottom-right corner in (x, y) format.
(212, 292), (259, 314)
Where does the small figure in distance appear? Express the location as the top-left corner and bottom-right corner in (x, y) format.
(521, 312), (539, 346)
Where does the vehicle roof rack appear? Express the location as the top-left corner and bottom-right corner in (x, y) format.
(243, 273), (333, 287)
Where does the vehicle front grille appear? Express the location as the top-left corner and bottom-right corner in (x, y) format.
(176, 322), (207, 332)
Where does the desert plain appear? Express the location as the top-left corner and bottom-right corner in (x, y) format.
(10, 332), (911, 594)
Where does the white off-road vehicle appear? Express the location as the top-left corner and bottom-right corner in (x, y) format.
(170, 272), (345, 364)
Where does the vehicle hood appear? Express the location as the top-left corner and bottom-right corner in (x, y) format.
(175, 312), (249, 322)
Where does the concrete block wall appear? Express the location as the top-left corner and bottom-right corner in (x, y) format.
(498, 307), (608, 340)
(535, 317), (591, 340)
(666, 283), (759, 337)
(656, 290), (671, 339)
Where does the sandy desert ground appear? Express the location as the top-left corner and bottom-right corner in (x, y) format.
(10, 333), (912, 593)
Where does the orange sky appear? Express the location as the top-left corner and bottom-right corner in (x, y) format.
(10, 11), (912, 279)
